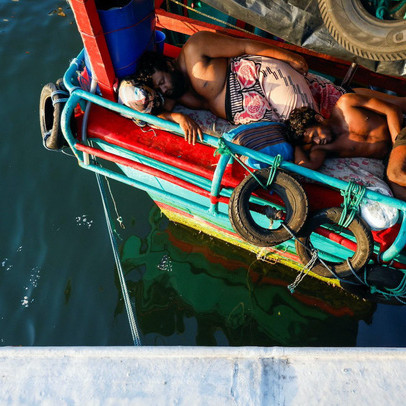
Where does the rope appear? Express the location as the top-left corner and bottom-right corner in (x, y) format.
(81, 76), (141, 345)
(373, 0), (391, 18)
(51, 90), (69, 105)
(347, 261), (406, 301)
(214, 138), (267, 187)
(381, 269), (406, 296)
(96, 171), (142, 346)
(369, 0), (406, 19)
(168, 0), (256, 35)
(339, 181), (366, 228)
(265, 154), (282, 187)
(390, 0), (406, 14)
(281, 223), (363, 288)
(278, 176), (406, 299)
(104, 175), (125, 231)
(214, 137), (232, 157)
(347, 258), (366, 285)
(214, 138), (283, 190)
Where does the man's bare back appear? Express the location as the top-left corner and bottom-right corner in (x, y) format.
(145, 30), (308, 143)
(175, 31), (313, 122)
(176, 46), (229, 118)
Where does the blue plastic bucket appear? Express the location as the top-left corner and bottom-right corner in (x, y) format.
(87, 0), (155, 79)
(154, 30), (166, 54)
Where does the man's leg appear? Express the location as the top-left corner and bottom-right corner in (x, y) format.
(387, 128), (406, 201)
(354, 88), (406, 113)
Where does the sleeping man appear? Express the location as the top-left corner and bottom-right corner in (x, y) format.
(134, 30), (323, 145)
(284, 91), (406, 200)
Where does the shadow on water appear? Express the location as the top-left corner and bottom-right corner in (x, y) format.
(115, 206), (375, 347)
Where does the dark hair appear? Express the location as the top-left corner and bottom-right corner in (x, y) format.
(151, 91), (165, 115)
(135, 51), (173, 87)
(284, 106), (319, 145)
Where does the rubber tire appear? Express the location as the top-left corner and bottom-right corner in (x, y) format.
(39, 82), (65, 150)
(229, 169), (308, 247)
(318, 0), (406, 61)
(295, 207), (373, 278)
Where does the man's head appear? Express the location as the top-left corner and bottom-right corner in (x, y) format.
(285, 107), (331, 146)
(136, 51), (187, 99)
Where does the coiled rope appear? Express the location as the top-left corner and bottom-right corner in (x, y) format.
(369, 0), (406, 19)
(339, 181), (366, 228)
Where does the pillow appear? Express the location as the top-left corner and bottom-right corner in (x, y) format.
(223, 121), (293, 169)
(319, 157), (399, 231)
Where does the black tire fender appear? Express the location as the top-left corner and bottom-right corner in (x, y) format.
(318, 0), (406, 61)
(39, 81), (66, 150)
(229, 169), (308, 247)
(295, 207), (373, 278)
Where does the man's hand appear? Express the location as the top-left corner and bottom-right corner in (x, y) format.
(159, 111), (203, 145)
(177, 113), (203, 145)
(288, 55), (308, 76)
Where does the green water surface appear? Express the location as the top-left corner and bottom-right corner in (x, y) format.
(1, 0), (405, 347)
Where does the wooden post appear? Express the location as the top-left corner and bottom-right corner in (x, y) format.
(69, 0), (116, 101)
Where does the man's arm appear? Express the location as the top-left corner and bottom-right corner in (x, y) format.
(294, 145), (327, 170)
(157, 111), (203, 145)
(337, 93), (403, 143)
(182, 31), (308, 74)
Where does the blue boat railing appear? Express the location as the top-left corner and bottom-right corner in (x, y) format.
(61, 50), (406, 262)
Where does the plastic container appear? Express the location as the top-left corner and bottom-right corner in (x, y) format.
(87, 0), (155, 78)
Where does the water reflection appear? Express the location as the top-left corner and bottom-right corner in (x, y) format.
(116, 207), (375, 347)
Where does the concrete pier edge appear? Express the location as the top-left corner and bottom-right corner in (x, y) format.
(1, 346), (405, 405)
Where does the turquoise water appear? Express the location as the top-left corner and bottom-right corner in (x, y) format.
(1, 0), (406, 347)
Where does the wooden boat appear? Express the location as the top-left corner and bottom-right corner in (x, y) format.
(40, 0), (406, 304)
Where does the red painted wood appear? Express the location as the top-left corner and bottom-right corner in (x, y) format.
(70, 0), (116, 100)
(84, 105), (247, 188)
(154, 0), (165, 8)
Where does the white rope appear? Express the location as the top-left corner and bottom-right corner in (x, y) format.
(96, 172), (142, 346)
(104, 175), (125, 230)
(81, 77), (141, 345)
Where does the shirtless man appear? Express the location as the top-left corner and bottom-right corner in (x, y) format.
(136, 30), (313, 144)
(285, 91), (406, 200)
